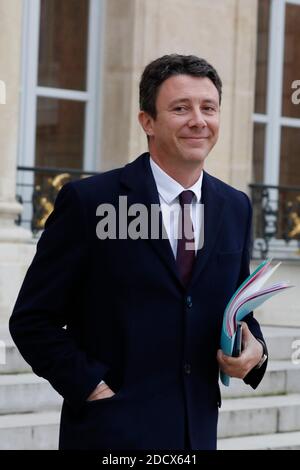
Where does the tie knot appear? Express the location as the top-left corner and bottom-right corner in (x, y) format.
(179, 190), (194, 207)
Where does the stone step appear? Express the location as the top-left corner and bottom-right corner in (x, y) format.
(218, 431), (300, 450)
(0, 411), (60, 450)
(0, 342), (32, 374)
(1, 324), (299, 372)
(1, 392), (300, 449)
(1, 409), (299, 450)
(218, 393), (300, 438)
(0, 326), (31, 374)
(261, 326), (300, 361)
(0, 373), (62, 415)
(1, 349), (300, 399)
(2, 359), (296, 409)
(220, 360), (300, 398)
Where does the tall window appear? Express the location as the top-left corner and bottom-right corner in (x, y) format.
(19, 0), (103, 172)
(280, 2), (300, 186)
(18, 0), (104, 231)
(36, 0), (89, 170)
(253, 0), (300, 187)
(252, 0), (300, 259)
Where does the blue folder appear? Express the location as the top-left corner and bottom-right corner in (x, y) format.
(220, 259), (292, 386)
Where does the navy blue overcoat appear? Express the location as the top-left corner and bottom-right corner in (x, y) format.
(10, 153), (267, 450)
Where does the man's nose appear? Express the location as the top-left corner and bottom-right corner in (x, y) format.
(188, 109), (207, 128)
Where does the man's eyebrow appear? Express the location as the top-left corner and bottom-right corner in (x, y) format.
(168, 98), (191, 107)
(168, 97), (219, 107)
(202, 98), (219, 106)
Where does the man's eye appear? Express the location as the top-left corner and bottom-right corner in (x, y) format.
(203, 107), (216, 113)
(174, 106), (187, 112)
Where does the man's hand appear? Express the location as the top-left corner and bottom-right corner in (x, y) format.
(87, 382), (115, 402)
(217, 322), (264, 379)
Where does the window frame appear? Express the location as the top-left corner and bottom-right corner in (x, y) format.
(253, 0), (300, 185)
(18, 0), (105, 173)
(252, 0), (300, 259)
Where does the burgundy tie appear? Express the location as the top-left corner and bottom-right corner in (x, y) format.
(176, 190), (196, 287)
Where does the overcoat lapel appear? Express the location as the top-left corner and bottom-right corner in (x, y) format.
(190, 171), (226, 288)
(119, 153), (182, 286)
(119, 154), (226, 290)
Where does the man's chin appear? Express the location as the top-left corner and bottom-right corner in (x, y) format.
(182, 150), (208, 164)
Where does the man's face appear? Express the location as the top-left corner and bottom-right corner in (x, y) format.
(141, 74), (220, 169)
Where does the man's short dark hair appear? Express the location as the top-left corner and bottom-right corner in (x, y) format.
(139, 54), (222, 119)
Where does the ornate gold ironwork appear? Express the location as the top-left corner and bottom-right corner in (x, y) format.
(250, 184), (300, 259)
(287, 196), (300, 239)
(32, 173), (72, 231)
(16, 166), (99, 233)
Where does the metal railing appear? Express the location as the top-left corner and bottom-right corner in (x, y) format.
(249, 183), (300, 260)
(15, 168), (300, 260)
(16, 166), (99, 234)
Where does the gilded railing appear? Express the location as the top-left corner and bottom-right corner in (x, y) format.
(16, 166), (99, 233)
(249, 183), (300, 260)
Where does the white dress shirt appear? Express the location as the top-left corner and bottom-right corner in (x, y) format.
(149, 157), (203, 257)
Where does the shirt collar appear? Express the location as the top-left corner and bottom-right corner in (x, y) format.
(150, 156), (203, 204)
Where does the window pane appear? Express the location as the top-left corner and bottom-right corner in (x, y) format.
(252, 123), (266, 183)
(35, 98), (85, 169)
(38, 0), (89, 90)
(279, 127), (300, 186)
(282, 4), (300, 118)
(254, 0), (270, 114)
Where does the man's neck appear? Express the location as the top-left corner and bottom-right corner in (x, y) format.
(150, 155), (203, 188)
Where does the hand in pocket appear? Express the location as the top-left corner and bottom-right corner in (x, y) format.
(87, 382), (115, 402)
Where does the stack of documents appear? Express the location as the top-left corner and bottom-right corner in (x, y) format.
(220, 259), (293, 386)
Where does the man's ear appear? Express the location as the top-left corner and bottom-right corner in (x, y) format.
(138, 111), (155, 137)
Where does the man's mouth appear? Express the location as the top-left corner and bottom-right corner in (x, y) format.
(181, 136), (208, 141)
(181, 135), (209, 139)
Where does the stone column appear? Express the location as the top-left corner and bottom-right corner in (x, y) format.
(228, 0), (258, 191)
(0, 0), (33, 325)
